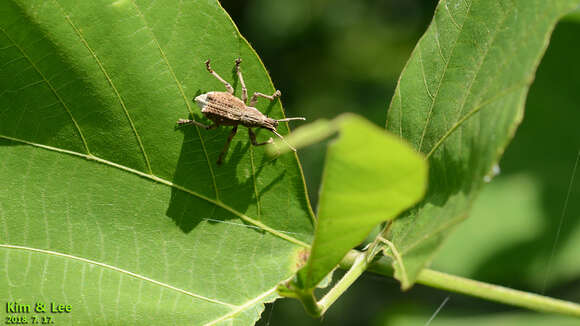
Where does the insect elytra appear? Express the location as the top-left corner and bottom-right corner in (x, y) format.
(177, 58), (305, 165)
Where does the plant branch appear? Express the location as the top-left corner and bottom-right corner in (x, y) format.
(318, 250), (370, 315)
(339, 250), (580, 317)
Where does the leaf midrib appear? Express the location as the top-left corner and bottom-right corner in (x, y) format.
(0, 134), (309, 248)
(0, 244), (236, 307)
(1, 243), (283, 323)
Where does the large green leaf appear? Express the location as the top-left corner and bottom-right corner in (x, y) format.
(0, 1), (314, 325)
(432, 20), (580, 290)
(385, 0), (580, 289)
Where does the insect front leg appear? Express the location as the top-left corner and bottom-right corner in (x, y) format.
(248, 128), (273, 146)
(217, 125), (238, 165)
(235, 58), (248, 104)
(249, 90), (281, 107)
(205, 59), (234, 94)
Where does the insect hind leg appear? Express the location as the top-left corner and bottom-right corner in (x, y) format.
(217, 125), (238, 165)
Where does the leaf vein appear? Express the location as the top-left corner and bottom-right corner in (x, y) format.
(129, 0), (220, 199)
(426, 82), (527, 159)
(432, 19), (448, 65)
(417, 0), (473, 152)
(51, 0), (153, 174)
(0, 26), (90, 154)
(428, 5), (513, 156)
(399, 213), (467, 256)
(203, 286), (277, 326)
(426, 0), (553, 159)
(444, 0), (462, 30)
(418, 47), (434, 100)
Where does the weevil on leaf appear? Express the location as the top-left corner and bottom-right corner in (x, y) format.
(177, 58), (305, 165)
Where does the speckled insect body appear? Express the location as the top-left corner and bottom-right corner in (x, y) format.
(178, 58), (304, 165)
(196, 92), (277, 129)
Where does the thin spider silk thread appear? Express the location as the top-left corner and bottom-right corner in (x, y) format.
(541, 149), (580, 294)
(425, 296), (450, 326)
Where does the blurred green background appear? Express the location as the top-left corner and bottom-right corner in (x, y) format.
(220, 1), (580, 325)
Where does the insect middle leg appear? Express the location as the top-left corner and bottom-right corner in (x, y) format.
(248, 128), (273, 146)
(217, 125), (238, 165)
(177, 119), (218, 130)
(205, 59), (234, 94)
(249, 90), (281, 107)
(235, 58), (248, 103)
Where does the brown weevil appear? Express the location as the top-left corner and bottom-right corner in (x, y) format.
(177, 58), (305, 165)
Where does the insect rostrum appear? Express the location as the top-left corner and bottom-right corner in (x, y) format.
(177, 58), (305, 165)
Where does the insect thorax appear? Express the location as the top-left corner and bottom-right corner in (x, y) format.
(196, 92), (245, 124)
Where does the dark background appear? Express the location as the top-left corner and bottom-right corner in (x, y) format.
(219, 1), (580, 325)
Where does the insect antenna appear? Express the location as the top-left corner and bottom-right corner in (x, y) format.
(271, 130), (297, 152)
(277, 117), (306, 122)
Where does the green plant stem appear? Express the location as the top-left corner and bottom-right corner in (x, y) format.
(417, 269), (580, 317)
(318, 251), (369, 315)
(276, 280), (321, 316)
(339, 251), (580, 317)
(292, 288), (321, 317)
